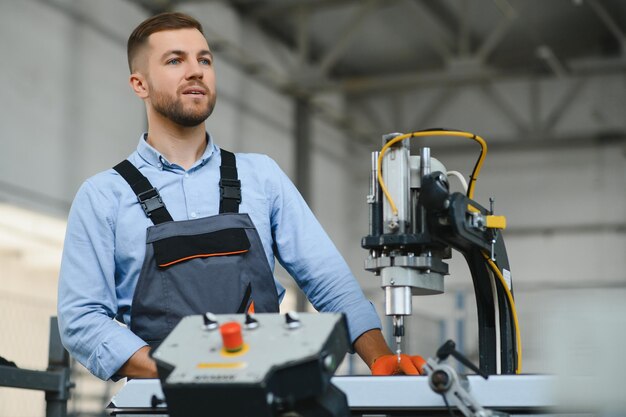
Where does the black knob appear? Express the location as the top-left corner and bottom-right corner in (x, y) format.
(203, 312), (218, 330)
(436, 340), (456, 361)
(151, 395), (166, 408)
(245, 313), (259, 329)
(285, 311), (301, 329)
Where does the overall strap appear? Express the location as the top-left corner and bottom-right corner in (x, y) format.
(113, 160), (174, 225)
(219, 149), (241, 213)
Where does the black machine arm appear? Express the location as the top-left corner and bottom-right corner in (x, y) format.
(421, 175), (518, 374)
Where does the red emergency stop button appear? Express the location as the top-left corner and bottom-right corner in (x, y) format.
(220, 321), (244, 353)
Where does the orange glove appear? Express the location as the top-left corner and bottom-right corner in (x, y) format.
(371, 354), (427, 376)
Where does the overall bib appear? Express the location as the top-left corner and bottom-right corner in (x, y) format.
(113, 150), (280, 347)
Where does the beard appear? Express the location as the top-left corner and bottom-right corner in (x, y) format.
(150, 84), (216, 127)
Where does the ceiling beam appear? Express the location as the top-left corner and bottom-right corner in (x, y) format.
(416, 130), (626, 156)
(401, 0), (452, 61)
(587, 0), (626, 54)
(236, 0), (361, 19)
(479, 83), (528, 134)
(474, 0), (518, 62)
(541, 78), (587, 133)
(409, 87), (457, 129)
(296, 6), (311, 68)
(317, 0), (380, 74)
(415, 0), (482, 57)
(310, 55), (626, 96)
(458, 0), (471, 57)
(351, 100), (388, 134)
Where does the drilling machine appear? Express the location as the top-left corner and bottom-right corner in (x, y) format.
(362, 130), (520, 375)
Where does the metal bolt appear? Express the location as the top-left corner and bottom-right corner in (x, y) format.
(430, 369), (451, 393)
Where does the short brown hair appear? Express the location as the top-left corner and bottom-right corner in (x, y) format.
(127, 12), (204, 73)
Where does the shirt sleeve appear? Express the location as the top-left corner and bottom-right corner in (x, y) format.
(265, 156), (382, 346)
(57, 179), (146, 381)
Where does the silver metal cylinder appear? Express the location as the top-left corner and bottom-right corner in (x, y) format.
(369, 151), (379, 201)
(420, 147), (431, 178)
(385, 286), (412, 316)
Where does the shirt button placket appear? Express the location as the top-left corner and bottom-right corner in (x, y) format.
(184, 171), (196, 219)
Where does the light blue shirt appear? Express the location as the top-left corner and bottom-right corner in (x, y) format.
(57, 134), (381, 380)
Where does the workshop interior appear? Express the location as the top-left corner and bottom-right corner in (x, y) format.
(1, 0), (626, 416)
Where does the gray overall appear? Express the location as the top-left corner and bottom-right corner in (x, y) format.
(113, 150), (279, 347)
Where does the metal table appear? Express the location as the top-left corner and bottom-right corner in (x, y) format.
(108, 374), (556, 416)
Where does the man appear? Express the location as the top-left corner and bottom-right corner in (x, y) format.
(57, 12), (423, 380)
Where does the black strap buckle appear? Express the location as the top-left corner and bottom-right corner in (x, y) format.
(137, 188), (165, 217)
(219, 178), (242, 203)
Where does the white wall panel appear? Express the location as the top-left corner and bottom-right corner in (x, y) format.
(0, 0), (146, 216)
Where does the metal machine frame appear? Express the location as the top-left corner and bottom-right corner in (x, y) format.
(362, 130), (518, 374)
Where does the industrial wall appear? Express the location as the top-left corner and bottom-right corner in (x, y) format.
(0, 0), (625, 415)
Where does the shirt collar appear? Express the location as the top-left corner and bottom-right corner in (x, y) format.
(136, 133), (216, 170)
(199, 133), (217, 166)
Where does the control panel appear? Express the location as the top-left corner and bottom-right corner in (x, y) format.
(152, 312), (350, 417)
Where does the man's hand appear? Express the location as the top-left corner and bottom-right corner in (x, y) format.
(353, 329), (426, 375)
(370, 354), (426, 375)
(117, 346), (158, 378)
(353, 328), (393, 368)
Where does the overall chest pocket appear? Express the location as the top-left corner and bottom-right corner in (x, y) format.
(151, 227), (252, 318)
(132, 223), (264, 346)
(153, 228), (251, 268)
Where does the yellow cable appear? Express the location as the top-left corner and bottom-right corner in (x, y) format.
(377, 130), (487, 216)
(483, 253), (523, 374)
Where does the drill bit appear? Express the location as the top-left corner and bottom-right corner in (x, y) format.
(396, 337), (402, 363)
(393, 315), (404, 363)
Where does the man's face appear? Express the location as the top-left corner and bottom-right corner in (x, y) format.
(137, 28), (216, 127)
